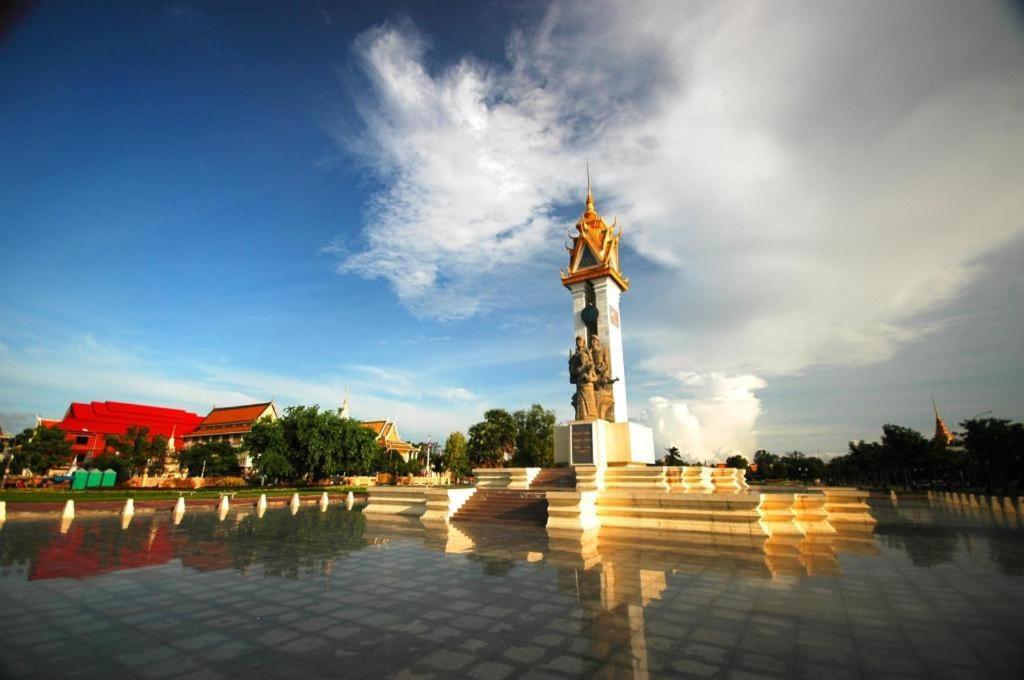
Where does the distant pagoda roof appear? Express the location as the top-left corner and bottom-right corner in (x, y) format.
(931, 399), (955, 446)
(561, 182), (629, 291)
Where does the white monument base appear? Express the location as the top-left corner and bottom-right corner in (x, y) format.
(554, 420), (655, 467)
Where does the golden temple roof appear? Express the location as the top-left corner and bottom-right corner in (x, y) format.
(932, 399), (955, 446)
(560, 182), (629, 290)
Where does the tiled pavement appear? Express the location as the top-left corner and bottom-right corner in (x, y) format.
(0, 500), (1022, 679)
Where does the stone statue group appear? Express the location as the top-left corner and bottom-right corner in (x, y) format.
(569, 335), (617, 421)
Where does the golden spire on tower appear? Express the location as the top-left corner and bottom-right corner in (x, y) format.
(560, 166), (628, 290)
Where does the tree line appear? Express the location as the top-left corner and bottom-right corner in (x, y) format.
(825, 418), (1023, 493)
(660, 417), (1023, 494)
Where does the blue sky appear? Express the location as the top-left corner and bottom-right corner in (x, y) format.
(2, 1), (1022, 459)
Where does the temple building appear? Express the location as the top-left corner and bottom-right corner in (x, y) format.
(931, 399), (955, 447)
(183, 402), (278, 473)
(360, 419), (419, 462)
(46, 401), (204, 469)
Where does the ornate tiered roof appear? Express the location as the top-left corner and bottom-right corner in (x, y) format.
(932, 399), (955, 446)
(361, 419), (418, 456)
(560, 182), (629, 290)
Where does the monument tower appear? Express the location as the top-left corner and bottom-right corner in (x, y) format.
(555, 178), (655, 467)
(560, 179), (629, 423)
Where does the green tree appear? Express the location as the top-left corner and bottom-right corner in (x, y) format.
(467, 409), (517, 468)
(245, 417), (294, 482)
(146, 435), (170, 476)
(15, 425), (73, 474)
(725, 454), (748, 470)
(662, 446), (684, 466)
(180, 441), (242, 477)
(335, 417), (379, 476)
(961, 417), (1024, 492)
(513, 404), (556, 467)
(104, 426), (170, 478)
(443, 431), (470, 480)
(752, 450), (778, 479)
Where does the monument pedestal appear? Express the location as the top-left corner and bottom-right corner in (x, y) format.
(554, 419), (655, 467)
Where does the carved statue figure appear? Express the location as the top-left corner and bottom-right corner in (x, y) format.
(589, 335), (617, 420)
(569, 335), (598, 421)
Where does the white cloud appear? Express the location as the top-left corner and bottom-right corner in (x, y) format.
(643, 373), (766, 462)
(331, 1), (1024, 455)
(0, 336), (483, 441)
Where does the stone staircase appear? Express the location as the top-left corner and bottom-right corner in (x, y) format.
(451, 489), (549, 526)
(530, 467), (576, 489)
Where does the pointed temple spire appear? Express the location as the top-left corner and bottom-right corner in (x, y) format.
(338, 387), (351, 419)
(584, 161), (596, 215)
(931, 397), (954, 446)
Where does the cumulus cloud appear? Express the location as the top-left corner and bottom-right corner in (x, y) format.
(331, 1), (1024, 454)
(643, 373), (766, 462)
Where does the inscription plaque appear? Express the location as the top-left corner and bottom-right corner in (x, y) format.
(570, 424), (594, 465)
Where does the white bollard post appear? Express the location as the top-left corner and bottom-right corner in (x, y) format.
(346, 491), (355, 509)
(290, 493), (300, 514)
(0, 500), (6, 522)
(889, 490), (898, 504)
(59, 500), (75, 533)
(1017, 497), (1024, 516)
(218, 495), (230, 521)
(990, 496), (1001, 512)
(1004, 497), (1017, 515)
(172, 495), (186, 525)
(256, 493), (268, 516)
(123, 498), (135, 517)
(320, 492), (329, 512)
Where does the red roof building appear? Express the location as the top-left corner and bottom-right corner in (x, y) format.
(183, 402), (277, 447)
(51, 401), (204, 465)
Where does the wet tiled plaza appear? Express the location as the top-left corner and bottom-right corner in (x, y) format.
(1, 499), (1022, 679)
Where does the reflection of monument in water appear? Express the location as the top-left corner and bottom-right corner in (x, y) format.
(377, 518), (883, 680)
(555, 179), (655, 466)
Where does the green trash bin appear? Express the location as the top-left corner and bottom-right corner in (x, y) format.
(71, 469), (89, 491)
(86, 469), (103, 489)
(101, 469), (117, 488)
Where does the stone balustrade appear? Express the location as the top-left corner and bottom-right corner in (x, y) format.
(596, 491), (765, 535)
(792, 493), (836, 535)
(811, 487), (876, 527)
(758, 493), (802, 538)
(603, 466), (669, 491)
(507, 468), (541, 489)
(421, 487), (477, 523)
(473, 468), (511, 488)
(546, 490), (600, 531)
(574, 465), (602, 491)
(362, 487), (428, 517)
(710, 468), (743, 494)
(681, 466), (714, 493)
(665, 467), (683, 491)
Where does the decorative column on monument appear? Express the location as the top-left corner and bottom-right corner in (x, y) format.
(554, 179), (655, 468)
